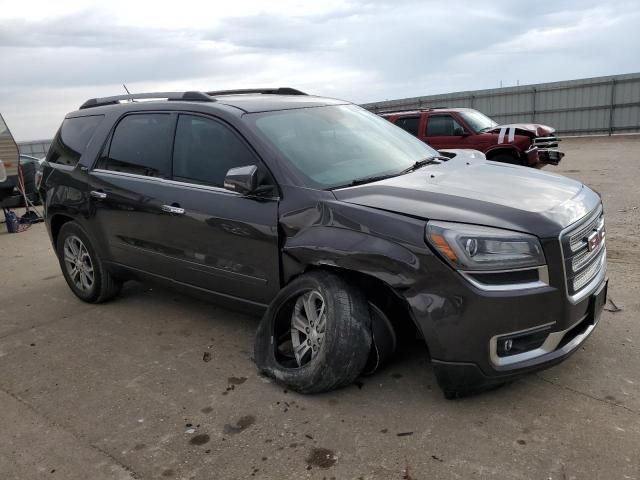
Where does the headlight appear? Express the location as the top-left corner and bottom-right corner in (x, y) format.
(426, 221), (545, 271)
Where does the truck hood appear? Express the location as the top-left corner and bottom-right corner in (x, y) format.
(333, 157), (600, 237)
(488, 123), (555, 137)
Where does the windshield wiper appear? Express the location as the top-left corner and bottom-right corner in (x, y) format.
(332, 172), (400, 189)
(399, 155), (449, 174)
(329, 155), (449, 190)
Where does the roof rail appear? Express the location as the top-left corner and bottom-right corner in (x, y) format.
(205, 87), (307, 96)
(378, 106), (455, 114)
(79, 91), (214, 110)
(377, 107), (435, 115)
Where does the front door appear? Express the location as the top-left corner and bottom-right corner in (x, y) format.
(160, 114), (280, 305)
(423, 114), (471, 150)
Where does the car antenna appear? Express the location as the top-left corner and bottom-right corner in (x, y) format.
(122, 83), (133, 102)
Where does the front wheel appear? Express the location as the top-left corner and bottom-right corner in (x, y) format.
(254, 271), (372, 393)
(56, 221), (122, 303)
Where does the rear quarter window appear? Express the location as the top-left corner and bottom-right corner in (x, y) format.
(47, 115), (104, 166)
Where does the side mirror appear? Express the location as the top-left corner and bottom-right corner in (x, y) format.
(454, 127), (468, 136)
(0, 160), (6, 183)
(224, 165), (259, 195)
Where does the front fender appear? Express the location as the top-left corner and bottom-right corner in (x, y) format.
(282, 226), (421, 289)
(281, 224), (462, 359)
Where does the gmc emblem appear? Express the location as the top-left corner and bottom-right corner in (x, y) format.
(586, 225), (605, 252)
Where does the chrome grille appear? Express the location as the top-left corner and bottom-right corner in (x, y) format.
(569, 215), (604, 252)
(560, 206), (606, 296)
(533, 136), (560, 149)
(573, 249), (606, 291)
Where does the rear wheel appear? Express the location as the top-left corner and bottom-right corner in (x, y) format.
(254, 271), (372, 393)
(56, 221), (122, 303)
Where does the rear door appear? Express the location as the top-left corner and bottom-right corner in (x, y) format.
(87, 112), (179, 278)
(423, 113), (472, 149)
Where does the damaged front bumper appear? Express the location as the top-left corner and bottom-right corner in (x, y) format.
(525, 135), (564, 167)
(525, 146), (564, 167)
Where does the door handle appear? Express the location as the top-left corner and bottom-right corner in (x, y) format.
(90, 190), (107, 199)
(161, 204), (185, 215)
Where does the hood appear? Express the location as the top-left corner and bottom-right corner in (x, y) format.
(488, 123), (555, 137)
(333, 157), (600, 237)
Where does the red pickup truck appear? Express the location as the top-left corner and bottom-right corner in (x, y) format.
(381, 108), (563, 168)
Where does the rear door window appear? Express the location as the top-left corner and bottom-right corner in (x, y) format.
(47, 115), (104, 166)
(172, 115), (258, 187)
(394, 116), (420, 136)
(100, 114), (173, 178)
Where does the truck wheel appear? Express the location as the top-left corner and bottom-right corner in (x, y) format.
(491, 153), (523, 165)
(56, 221), (122, 303)
(254, 271), (372, 393)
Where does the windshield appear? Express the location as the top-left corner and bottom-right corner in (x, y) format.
(459, 110), (498, 133)
(251, 105), (438, 189)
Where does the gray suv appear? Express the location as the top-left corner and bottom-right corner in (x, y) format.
(40, 88), (608, 398)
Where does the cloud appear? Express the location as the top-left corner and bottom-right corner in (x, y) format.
(0, 0), (639, 140)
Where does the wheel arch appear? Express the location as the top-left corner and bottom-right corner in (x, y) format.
(485, 145), (522, 160)
(303, 264), (420, 344)
(281, 227), (427, 351)
(49, 213), (74, 247)
(48, 213), (115, 276)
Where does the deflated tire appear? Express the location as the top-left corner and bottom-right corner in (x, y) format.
(254, 270), (372, 393)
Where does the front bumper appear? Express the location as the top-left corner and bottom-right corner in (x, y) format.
(405, 231), (607, 394)
(431, 276), (607, 394)
(525, 147), (564, 167)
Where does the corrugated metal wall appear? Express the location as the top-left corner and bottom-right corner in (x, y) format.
(17, 140), (51, 159)
(363, 73), (640, 136)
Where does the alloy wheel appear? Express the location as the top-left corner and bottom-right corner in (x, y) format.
(290, 290), (327, 367)
(63, 235), (94, 292)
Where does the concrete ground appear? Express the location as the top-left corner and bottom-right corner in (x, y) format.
(1, 135), (639, 480)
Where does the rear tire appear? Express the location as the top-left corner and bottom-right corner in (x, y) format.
(56, 221), (122, 303)
(254, 271), (372, 393)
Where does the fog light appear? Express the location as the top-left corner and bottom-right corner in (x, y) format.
(496, 326), (551, 357)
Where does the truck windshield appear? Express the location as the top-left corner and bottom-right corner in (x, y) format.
(252, 105), (439, 189)
(459, 110), (498, 133)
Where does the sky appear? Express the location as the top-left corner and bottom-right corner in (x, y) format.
(1, 0), (639, 141)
